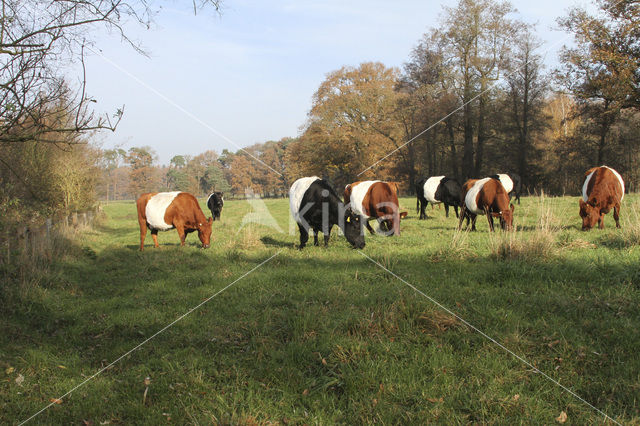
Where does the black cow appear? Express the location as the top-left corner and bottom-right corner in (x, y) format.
(490, 173), (522, 205)
(290, 177), (365, 249)
(206, 192), (224, 221)
(415, 176), (462, 219)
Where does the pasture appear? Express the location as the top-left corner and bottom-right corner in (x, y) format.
(2, 194), (640, 424)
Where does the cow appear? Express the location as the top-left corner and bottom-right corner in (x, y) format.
(136, 191), (213, 251)
(416, 176), (462, 219)
(490, 173), (522, 204)
(289, 177), (365, 249)
(579, 166), (624, 230)
(458, 178), (514, 231)
(344, 180), (408, 236)
(206, 191), (224, 221)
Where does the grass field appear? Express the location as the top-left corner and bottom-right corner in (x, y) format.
(1, 194), (640, 424)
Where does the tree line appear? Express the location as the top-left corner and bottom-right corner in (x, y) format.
(2, 0), (639, 227)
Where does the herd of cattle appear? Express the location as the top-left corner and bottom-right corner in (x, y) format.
(135, 166), (626, 250)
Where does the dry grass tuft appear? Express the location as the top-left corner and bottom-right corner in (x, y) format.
(489, 230), (556, 261)
(490, 195), (559, 261)
(432, 228), (473, 261)
(226, 225), (264, 250)
(416, 309), (463, 335)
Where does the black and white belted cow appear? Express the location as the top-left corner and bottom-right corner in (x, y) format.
(415, 176), (462, 219)
(206, 192), (224, 221)
(289, 177), (365, 249)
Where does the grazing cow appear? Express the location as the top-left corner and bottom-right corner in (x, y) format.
(458, 178), (514, 231)
(490, 173), (522, 204)
(579, 166), (624, 230)
(136, 191), (213, 251)
(206, 191), (224, 221)
(290, 177), (365, 249)
(344, 180), (408, 236)
(416, 176), (462, 219)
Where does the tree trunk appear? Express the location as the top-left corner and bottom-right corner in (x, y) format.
(447, 118), (459, 181)
(474, 80), (488, 176)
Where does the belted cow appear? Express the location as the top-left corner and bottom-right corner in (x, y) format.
(344, 180), (407, 236)
(136, 191), (213, 250)
(459, 178), (514, 231)
(206, 192), (224, 221)
(490, 173), (522, 204)
(290, 177), (365, 249)
(579, 166), (624, 230)
(416, 176), (462, 219)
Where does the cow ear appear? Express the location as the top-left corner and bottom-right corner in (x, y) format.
(400, 211), (408, 219)
(208, 217), (213, 224)
(346, 216), (351, 223)
(589, 197), (597, 207)
(510, 203), (514, 212)
(579, 199), (586, 208)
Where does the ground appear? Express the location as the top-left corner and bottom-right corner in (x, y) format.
(1, 195), (639, 424)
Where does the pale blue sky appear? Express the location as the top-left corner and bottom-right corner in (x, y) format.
(84, 0), (591, 165)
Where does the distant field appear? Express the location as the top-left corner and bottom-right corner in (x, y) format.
(1, 195), (639, 424)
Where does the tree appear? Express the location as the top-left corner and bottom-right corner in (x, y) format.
(102, 148), (127, 201)
(503, 26), (548, 188)
(127, 146), (159, 196)
(202, 164), (231, 194)
(0, 0), (221, 146)
(298, 62), (403, 187)
(439, 0), (517, 177)
(558, 0), (640, 164)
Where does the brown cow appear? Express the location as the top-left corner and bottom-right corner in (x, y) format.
(136, 191), (213, 250)
(458, 178), (514, 231)
(579, 166), (624, 230)
(344, 181), (407, 235)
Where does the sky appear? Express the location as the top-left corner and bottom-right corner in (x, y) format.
(82, 0), (593, 165)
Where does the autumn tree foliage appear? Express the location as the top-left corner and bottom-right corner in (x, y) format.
(93, 0), (640, 200)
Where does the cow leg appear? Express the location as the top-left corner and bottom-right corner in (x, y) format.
(599, 213), (605, 229)
(365, 219), (376, 235)
(298, 223), (309, 249)
(324, 227), (332, 246)
(487, 215), (495, 232)
(175, 224), (187, 246)
(139, 220), (148, 251)
(313, 229), (319, 246)
(614, 203), (621, 228)
(458, 206), (466, 230)
(151, 230), (160, 248)
(444, 204), (450, 218)
(471, 214), (477, 231)
(454, 205), (459, 219)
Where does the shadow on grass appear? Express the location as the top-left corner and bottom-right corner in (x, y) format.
(261, 236), (295, 248)
(2, 239), (640, 423)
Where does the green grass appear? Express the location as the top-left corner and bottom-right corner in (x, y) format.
(1, 195), (640, 424)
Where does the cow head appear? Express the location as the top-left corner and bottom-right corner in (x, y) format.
(492, 203), (514, 230)
(197, 217), (214, 248)
(343, 208), (365, 249)
(579, 199), (599, 230)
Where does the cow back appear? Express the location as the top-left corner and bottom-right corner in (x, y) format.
(582, 166), (624, 204)
(348, 181), (381, 217)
